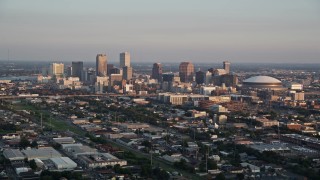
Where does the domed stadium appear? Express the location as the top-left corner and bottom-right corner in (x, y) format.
(242, 76), (283, 89)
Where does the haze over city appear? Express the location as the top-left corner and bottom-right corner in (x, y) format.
(0, 0), (319, 63)
(1, 1), (320, 180)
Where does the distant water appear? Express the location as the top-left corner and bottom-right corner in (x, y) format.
(0, 76), (37, 81)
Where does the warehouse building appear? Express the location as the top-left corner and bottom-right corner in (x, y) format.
(52, 137), (75, 145)
(3, 149), (25, 161)
(50, 157), (77, 170)
(64, 144), (98, 158)
(22, 147), (61, 160)
(78, 153), (127, 168)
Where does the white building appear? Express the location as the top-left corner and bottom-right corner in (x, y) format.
(22, 147), (62, 160)
(49, 63), (64, 77)
(200, 86), (216, 95)
(78, 153), (127, 168)
(50, 157), (77, 170)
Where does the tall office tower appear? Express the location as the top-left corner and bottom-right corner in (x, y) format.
(72, 61), (83, 81)
(110, 67), (121, 75)
(205, 71), (212, 85)
(123, 66), (133, 80)
(223, 61), (230, 74)
(120, 52), (130, 68)
(162, 73), (174, 82)
(66, 66), (72, 77)
(196, 70), (205, 84)
(50, 63), (64, 77)
(179, 62), (194, 83)
(151, 63), (163, 82)
(96, 54), (107, 76)
(107, 64), (114, 76)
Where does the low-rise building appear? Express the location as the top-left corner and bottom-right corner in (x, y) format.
(78, 153), (127, 168)
(22, 147), (61, 160)
(3, 149), (25, 161)
(52, 137), (75, 145)
(255, 118), (279, 127)
(64, 144), (98, 158)
(50, 157), (77, 170)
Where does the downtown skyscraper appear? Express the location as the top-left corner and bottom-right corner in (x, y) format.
(179, 62), (194, 83)
(152, 63), (163, 82)
(120, 52), (130, 68)
(96, 54), (107, 77)
(72, 61), (83, 80)
(49, 63), (64, 77)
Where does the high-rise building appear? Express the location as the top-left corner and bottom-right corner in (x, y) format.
(72, 61), (83, 81)
(50, 63), (64, 77)
(196, 70), (205, 84)
(96, 54), (107, 77)
(205, 71), (212, 85)
(107, 64), (114, 76)
(223, 61), (230, 74)
(162, 73), (174, 82)
(110, 74), (123, 86)
(120, 52), (130, 68)
(151, 63), (163, 82)
(179, 62), (194, 83)
(123, 66), (133, 80)
(66, 66), (72, 77)
(110, 67), (121, 75)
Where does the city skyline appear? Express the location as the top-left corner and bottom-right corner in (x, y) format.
(0, 0), (319, 63)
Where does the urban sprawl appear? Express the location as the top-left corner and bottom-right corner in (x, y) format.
(0, 53), (320, 180)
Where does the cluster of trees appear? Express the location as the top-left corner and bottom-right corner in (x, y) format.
(19, 136), (38, 149)
(112, 152), (169, 179)
(85, 133), (107, 144)
(40, 170), (83, 180)
(0, 123), (21, 133)
(199, 159), (218, 172)
(287, 157), (320, 179)
(116, 151), (149, 166)
(173, 159), (195, 173)
(124, 164), (169, 180)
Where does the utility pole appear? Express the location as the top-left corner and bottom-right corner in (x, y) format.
(193, 128), (196, 141)
(40, 113), (43, 130)
(278, 124), (280, 141)
(150, 140), (153, 166)
(206, 147), (208, 173)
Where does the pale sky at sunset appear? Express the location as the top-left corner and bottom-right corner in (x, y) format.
(0, 0), (319, 63)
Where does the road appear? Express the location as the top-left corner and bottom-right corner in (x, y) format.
(105, 139), (201, 180)
(0, 94), (157, 99)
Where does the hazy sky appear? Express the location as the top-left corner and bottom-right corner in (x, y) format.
(0, 0), (319, 63)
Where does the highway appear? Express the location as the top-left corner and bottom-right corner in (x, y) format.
(0, 94), (157, 99)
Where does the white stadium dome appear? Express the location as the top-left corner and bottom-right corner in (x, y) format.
(242, 76), (283, 89)
(243, 76), (281, 84)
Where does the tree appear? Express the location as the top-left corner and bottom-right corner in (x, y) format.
(29, 160), (37, 170)
(141, 140), (152, 149)
(141, 164), (152, 177)
(31, 140), (38, 148)
(236, 173), (244, 180)
(215, 173), (226, 180)
(199, 159), (217, 172)
(19, 136), (30, 149)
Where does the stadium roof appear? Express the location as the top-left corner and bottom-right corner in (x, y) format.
(243, 76), (281, 84)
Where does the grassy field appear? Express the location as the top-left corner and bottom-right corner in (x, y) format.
(11, 103), (85, 136)
(106, 139), (201, 180)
